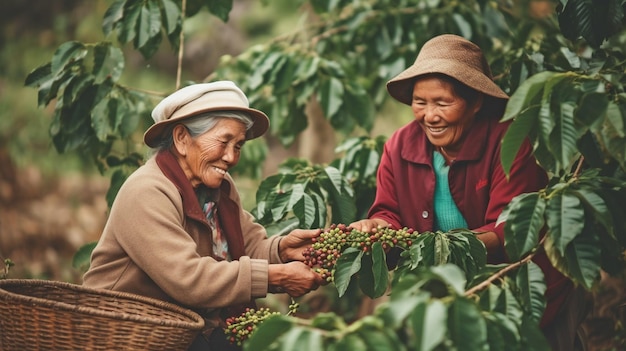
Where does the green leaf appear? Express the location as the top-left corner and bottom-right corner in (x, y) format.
(137, 1), (162, 48)
(334, 248), (363, 297)
(575, 92), (609, 128)
(243, 314), (293, 351)
(117, 0), (142, 44)
(411, 299), (447, 351)
(93, 43), (125, 84)
(501, 192), (546, 261)
(546, 190), (585, 254)
(328, 333), (367, 351)
(370, 242), (388, 293)
(206, 0), (232, 22)
(102, 0), (125, 36)
(51, 41), (88, 76)
(24, 63), (52, 88)
(514, 262), (546, 323)
(322, 166), (356, 224)
(380, 293), (427, 329)
(500, 105), (540, 177)
(318, 77), (344, 120)
(448, 297), (488, 351)
(431, 264), (467, 295)
(161, 0), (180, 34)
(293, 194), (316, 228)
(572, 187), (613, 236)
(565, 228), (602, 288)
(72, 241), (97, 271)
(484, 313), (522, 350)
(502, 71), (554, 122)
(106, 168), (130, 207)
(433, 231), (450, 265)
(549, 101), (579, 171)
(280, 327), (323, 351)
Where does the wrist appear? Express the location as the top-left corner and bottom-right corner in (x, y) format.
(278, 237), (289, 262)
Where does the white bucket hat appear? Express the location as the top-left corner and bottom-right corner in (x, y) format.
(144, 81), (269, 147)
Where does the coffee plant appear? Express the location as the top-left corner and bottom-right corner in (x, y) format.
(27, 0), (626, 349)
(224, 299), (300, 346)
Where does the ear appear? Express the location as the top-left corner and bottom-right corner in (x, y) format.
(172, 124), (190, 156)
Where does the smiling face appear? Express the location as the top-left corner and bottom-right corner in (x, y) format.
(173, 118), (247, 188)
(411, 75), (483, 155)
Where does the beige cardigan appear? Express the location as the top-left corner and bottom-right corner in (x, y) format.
(83, 151), (282, 328)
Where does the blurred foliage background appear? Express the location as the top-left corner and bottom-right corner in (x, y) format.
(0, 0), (411, 281)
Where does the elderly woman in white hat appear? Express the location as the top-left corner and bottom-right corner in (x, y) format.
(350, 34), (588, 350)
(83, 81), (325, 350)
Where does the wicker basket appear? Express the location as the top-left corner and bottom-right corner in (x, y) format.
(0, 279), (205, 351)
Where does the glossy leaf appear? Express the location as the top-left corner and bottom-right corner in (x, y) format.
(500, 192), (546, 261)
(334, 248), (363, 297)
(328, 333), (367, 351)
(117, 0), (142, 44)
(161, 0), (180, 34)
(571, 187), (613, 236)
(205, 0), (232, 22)
(545, 190), (585, 254)
(93, 43), (124, 84)
(279, 327), (323, 351)
(514, 262), (546, 323)
(136, 1), (161, 49)
(318, 77), (344, 120)
(72, 241), (98, 271)
(433, 231), (450, 265)
(502, 71), (554, 122)
(411, 299), (447, 351)
(484, 313), (521, 351)
(500, 104), (540, 177)
(102, 0), (125, 36)
(243, 314), (293, 351)
(358, 242), (388, 298)
(293, 194), (317, 228)
(447, 297), (488, 351)
(51, 41), (87, 76)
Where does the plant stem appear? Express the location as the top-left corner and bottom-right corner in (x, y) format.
(176, 0), (187, 90)
(464, 236), (546, 296)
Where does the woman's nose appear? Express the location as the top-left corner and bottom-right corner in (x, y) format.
(222, 144), (239, 164)
(423, 104), (440, 122)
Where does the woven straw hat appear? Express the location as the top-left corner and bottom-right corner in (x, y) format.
(386, 34), (508, 106)
(144, 81), (269, 147)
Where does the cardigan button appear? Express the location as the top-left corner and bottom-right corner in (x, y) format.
(421, 211), (429, 219)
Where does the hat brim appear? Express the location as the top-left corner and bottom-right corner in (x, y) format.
(143, 105), (269, 148)
(386, 58), (509, 106)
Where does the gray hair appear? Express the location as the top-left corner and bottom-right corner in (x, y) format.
(150, 111), (254, 154)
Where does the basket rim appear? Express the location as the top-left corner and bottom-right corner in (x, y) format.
(0, 279), (204, 330)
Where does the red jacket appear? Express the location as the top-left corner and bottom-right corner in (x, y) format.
(369, 116), (570, 327)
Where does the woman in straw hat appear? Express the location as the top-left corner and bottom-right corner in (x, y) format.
(83, 80), (325, 350)
(350, 34), (589, 350)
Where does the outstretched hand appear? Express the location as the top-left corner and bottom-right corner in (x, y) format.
(279, 228), (322, 262)
(268, 262), (326, 297)
(349, 218), (390, 233)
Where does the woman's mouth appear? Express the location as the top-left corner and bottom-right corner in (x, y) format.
(213, 167), (227, 175)
(428, 126), (447, 134)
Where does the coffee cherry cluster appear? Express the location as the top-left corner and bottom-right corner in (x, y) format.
(224, 300), (299, 345)
(303, 224), (419, 282)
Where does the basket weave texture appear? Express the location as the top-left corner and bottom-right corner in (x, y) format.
(0, 279), (205, 351)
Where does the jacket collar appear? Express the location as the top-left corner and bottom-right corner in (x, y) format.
(155, 150), (245, 259)
(400, 117), (492, 165)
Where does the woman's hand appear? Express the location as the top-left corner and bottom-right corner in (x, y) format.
(349, 218), (390, 233)
(268, 262), (326, 297)
(279, 228), (322, 262)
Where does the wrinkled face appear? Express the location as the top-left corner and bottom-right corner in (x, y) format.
(175, 118), (247, 188)
(411, 76), (482, 153)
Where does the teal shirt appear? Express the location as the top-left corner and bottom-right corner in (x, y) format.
(433, 151), (468, 231)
